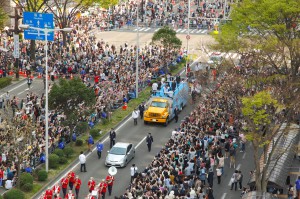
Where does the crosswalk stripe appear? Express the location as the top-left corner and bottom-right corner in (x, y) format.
(190, 29), (196, 33)
(144, 28), (151, 31)
(200, 30), (207, 34)
(139, 28), (145, 31)
(196, 30), (201, 33)
(134, 29), (138, 31)
(180, 29), (186, 33)
(154, 28), (160, 32)
(176, 29), (182, 32)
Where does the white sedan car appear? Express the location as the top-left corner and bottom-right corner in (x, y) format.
(105, 142), (135, 167)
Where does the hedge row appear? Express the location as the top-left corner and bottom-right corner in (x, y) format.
(0, 77), (12, 89)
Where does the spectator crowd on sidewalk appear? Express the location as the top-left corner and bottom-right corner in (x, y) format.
(0, 0), (187, 192)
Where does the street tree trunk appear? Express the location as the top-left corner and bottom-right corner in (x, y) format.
(30, 40), (36, 62)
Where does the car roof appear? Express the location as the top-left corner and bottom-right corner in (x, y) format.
(113, 142), (132, 148)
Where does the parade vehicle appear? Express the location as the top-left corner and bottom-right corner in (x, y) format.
(143, 78), (189, 126)
(105, 142), (135, 167)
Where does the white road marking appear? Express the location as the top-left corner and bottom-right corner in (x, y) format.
(135, 136), (147, 149)
(228, 164), (241, 186)
(180, 29), (186, 33)
(144, 28), (151, 31)
(196, 30), (201, 33)
(0, 78), (36, 97)
(221, 193), (227, 199)
(242, 152), (246, 159)
(200, 30), (207, 34)
(139, 28), (146, 31)
(154, 28), (160, 32)
(176, 29), (182, 33)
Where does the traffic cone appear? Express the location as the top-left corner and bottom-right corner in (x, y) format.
(23, 72), (27, 77)
(30, 75), (34, 79)
(122, 102), (127, 110)
(38, 73), (41, 78)
(19, 69), (23, 75)
(9, 71), (13, 76)
(55, 74), (58, 79)
(70, 74), (73, 79)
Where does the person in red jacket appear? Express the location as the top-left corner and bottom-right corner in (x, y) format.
(52, 183), (61, 195)
(65, 190), (74, 199)
(61, 176), (69, 197)
(98, 179), (107, 199)
(105, 174), (115, 196)
(45, 187), (53, 199)
(74, 175), (82, 199)
(88, 177), (96, 193)
(67, 171), (76, 190)
(0, 167), (4, 187)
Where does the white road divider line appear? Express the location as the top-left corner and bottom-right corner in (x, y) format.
(221, 193), (227, 199)
(242, 152), (246, 159)
(228, 164), (242, 186)
(135, 136), (147, 149)
(0, 78), (35, 97)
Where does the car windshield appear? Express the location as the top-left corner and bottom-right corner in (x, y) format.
(151, 101), (167, 108)
(109, 147), (126, 155)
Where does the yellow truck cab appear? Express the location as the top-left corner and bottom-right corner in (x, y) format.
(144, 79), (189, 126)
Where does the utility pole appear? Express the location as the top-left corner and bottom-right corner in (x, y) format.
(135, 4), (139, 98)
(9, 6), (22, 79)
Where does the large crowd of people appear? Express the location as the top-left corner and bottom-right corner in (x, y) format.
(0, 0), (188, 192)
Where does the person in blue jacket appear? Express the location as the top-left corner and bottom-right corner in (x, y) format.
(87, 135), (94, 152)
(96, 141), (104, 159)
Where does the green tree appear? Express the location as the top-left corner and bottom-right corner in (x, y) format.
(241, 91), (283, 192)
(152, 26), (182, 71)
(96, 0), (119, 9)
(213, 0), (300, 78)
(213, 0), (300, 125)
(49, 78), (95, 129)
(0, 8), (7, 29)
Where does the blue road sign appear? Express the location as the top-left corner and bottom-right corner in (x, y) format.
(23, 12), (54, 41)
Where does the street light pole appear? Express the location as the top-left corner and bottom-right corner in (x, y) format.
(44, 29), (49, 172)
(136, 5), (139, 98)
(186, 0), (191, 76)
(19, 24), (72, 172)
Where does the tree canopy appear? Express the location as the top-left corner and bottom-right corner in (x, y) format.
(0, 8), (6, 29)
(214, 0), (300, 77)
(49, 78), (95, 116)
(97, 0), (119, 9)
(152, 26), (182, 49)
